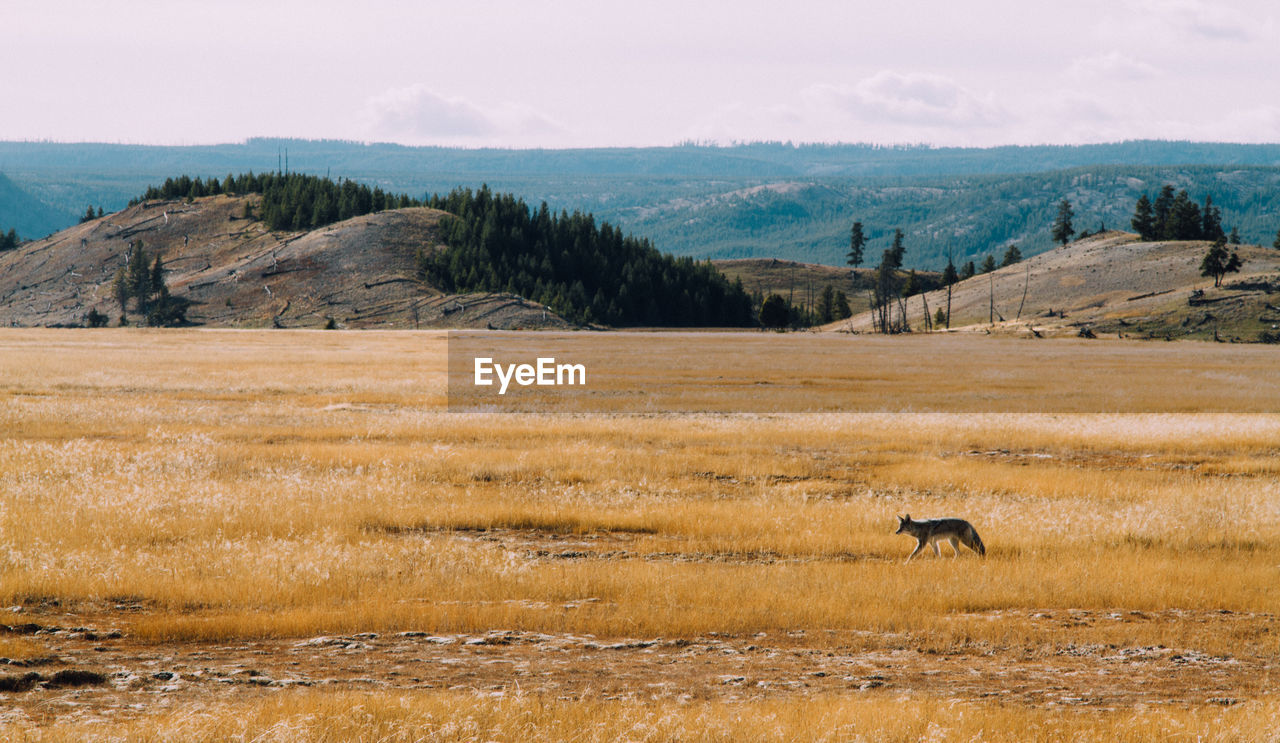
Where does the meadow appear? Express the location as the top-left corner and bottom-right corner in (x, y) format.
(0, 328), (1278, 740)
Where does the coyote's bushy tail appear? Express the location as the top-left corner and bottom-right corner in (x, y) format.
(964, 524), (986, 557)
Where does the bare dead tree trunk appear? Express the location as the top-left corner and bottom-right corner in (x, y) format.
(1016, 263), (1030, 321)
(921, 291), (932, 332)
(945, 282), (952, 330)
(989, 272), (995, 325)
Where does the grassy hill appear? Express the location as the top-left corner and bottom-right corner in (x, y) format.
(0, 175), (755, 329)
(0, 194), (567, 329)
(835, 232), (1280, 342)
(711, 258), (941, 318)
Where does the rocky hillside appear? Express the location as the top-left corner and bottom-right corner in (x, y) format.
(0, 194), (567, 329)
(834, 232), (1280, 342)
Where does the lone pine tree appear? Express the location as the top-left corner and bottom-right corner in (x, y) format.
(1051, 199), (1075, 245)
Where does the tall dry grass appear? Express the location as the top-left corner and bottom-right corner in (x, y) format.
(3, 330), (1279, 655)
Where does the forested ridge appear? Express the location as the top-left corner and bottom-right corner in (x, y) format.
(422, 186), (754, 326)
(126, 174), (754, 327)
(132, 172), (423, 231)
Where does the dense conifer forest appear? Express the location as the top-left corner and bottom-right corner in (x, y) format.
(131, 172), (422, 231)
(422, 186), (755, 326)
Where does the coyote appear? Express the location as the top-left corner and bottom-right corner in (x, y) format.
(895, 514), (986, 561)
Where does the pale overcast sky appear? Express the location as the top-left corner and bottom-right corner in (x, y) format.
(3, 0), (1278, 147)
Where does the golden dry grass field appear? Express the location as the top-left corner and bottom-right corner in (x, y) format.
(1, 328), (1279, 741)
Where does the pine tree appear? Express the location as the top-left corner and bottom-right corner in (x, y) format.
(1152, 185), (1176, 239)
(903, 270), (920, 297)
(759, 294), (789, 329)
(1131, 193), (1156, 240)
(1201, 195), (1225, 241)
(125, 242), (153, 308)
(1200, 238), (1243, 287)
(1228, 226), (1242, 245)
(942, 259), (959, 286)
(980, 254), (997, 273)
(1001, 244), (1022, 267)
(1167, 190), (1202, 240)
(818, 285), (837, 324)
(1051, 199), (1075, 245)
(1273, 228), (1280, 250)
(112, 266), (129, 313)
(833, 290), (852, 319)
(847, 221), (866, 267)
(148, 255), (164, 314)
(888, 229), (905, 268)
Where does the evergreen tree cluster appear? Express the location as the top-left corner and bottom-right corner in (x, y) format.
(1131, 185), (1226, 242)
(132, 172), (425, 232)
(0, 226), (18, 251)
(132, 174), (229, 204)
(420, 186), (755, 327)
(111, 241), (188, 326)
(756, 286), (852, 329)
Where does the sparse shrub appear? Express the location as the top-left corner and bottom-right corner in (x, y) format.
(85, 308), (109, 328)
(0, 672), (42, 692)
(44, 669), (107, 689)
(759, 293), (789, 329)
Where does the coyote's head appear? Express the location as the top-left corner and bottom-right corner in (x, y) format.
(894, 514), (913, 534)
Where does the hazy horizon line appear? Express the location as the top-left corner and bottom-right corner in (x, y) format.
(5, 136), (1280, 152)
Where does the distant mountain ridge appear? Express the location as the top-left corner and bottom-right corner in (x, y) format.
(0, 171), (78, 240)
(6, 138), (1280, 178)
(5, 139), (1280, 269)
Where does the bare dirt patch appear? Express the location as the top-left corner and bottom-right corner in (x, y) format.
(2, 607), (1270, 726)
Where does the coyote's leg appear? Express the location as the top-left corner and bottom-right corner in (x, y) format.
(930, 540), (941, 557)
(947, 536), (961, 557)
(906, 540), (926, 562)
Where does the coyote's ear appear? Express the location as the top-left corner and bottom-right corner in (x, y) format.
(903, 514), (911, 522)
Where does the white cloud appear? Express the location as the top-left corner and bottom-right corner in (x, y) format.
(678, 71), (1015, 147)
(359, 85), (569, 146)
(1068, 52), (1160, 81)
(805, 71), (1007, 129)
(361, 86), (496, 141)
(1131, 0), (1262, 42)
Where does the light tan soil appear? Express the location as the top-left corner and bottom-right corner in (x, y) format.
(2, 599), (1269, 726)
